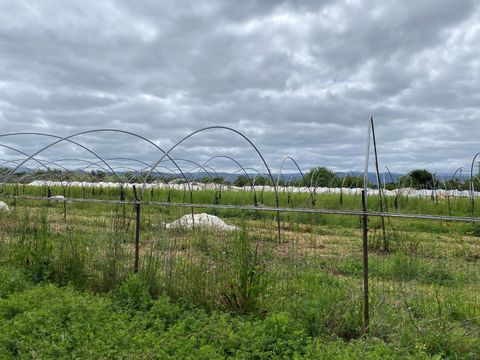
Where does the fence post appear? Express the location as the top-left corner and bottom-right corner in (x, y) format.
(120, 185), (126, 229)
(133, 185), (141, 274)
(370, 116), (388, 251)
(362, 189), (369, 331)
(13, 184), (17, 210)
(63, 186), (67, 221)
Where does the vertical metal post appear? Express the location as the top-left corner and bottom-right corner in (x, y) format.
(133, 185), (140, 273)
(13, 184), (17, 210)
(63, 187), (67, 221)
(370, 116), (388, 251)
(120, 185), (126, 229)
(134, 201), (140, 273)
(361, 189), (370, 331)
(277, 213), (281, 243)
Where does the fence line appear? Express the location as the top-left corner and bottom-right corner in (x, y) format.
(2, 194), (480, 223)
(1, 192), (479, 331)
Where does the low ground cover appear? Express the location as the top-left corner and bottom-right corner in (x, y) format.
(0, 187), (479, 358)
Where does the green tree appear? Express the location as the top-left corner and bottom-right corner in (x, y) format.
(341, 175), (363, 188)
(91, 170), (106, 182)
(252, 176), (272, 186)
(302, 167), (338, 187)
(212, 176), (229, 185)
(234, 175), (252, 187)
(399, 169), (436, 189)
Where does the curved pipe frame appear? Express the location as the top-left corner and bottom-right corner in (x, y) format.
(0, 130), (192, 202)
(469, 153), (480, 216)
(276, 156), (315, 208)
(0, 144), (75, 187)
(203, 155), (259, 206)
(143, 126), (281, 241)
(1, 127), (284, 240)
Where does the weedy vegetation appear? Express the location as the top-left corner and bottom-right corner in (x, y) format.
(0, 184), (479, 359)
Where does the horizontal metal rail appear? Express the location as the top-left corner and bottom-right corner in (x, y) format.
(1, 194), (480, 223)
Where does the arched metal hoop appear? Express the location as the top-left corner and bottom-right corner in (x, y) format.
(0, 130), (192, 202)
(142, 126), (281, 241)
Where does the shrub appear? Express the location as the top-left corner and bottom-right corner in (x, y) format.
(115, 274), (151, 312)
(0, 267), (31, 298)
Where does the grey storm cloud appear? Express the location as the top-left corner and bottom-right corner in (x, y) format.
(0, 0), (479, 174)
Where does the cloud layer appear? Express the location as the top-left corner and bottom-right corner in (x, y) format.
(0, 0), (479, 173)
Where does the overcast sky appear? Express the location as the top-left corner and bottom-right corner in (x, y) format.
(0, 0), (479, 174)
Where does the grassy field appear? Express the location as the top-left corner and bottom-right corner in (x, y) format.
(0, 185), (479, 358)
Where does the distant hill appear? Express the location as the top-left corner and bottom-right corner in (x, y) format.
(3, 166), (471, 185)
(164, 171), (404, 184)
(177, 171), (468, 184)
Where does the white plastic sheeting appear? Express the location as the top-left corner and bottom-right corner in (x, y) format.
(165, 213), (237, 231)
(28, 180), (477, 198)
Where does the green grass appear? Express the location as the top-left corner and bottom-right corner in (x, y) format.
(0, 185), (479, 358)
(0, 267), (439, 359)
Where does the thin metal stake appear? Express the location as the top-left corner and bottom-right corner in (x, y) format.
(362, 189), (370, 331)
(370, 116), (388, 251)
(133, 185), (141, 273)
(13, 184), (17, 210)
(63, 187), (67, 221)
(120, 185), (126, 229)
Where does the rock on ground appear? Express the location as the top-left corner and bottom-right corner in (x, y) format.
(165, 213), (237, 231)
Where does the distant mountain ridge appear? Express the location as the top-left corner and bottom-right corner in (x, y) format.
(3, 166), (470, 184)
(176, 171), (468, 184)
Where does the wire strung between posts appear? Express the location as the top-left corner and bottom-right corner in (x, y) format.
(2, 194), (480, 223)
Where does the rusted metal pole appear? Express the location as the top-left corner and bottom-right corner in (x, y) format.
(362, 189), (369, 331)
(134, 201), (140, 273)
(120, 185), (126, 229)
(133, 185), (140, 273)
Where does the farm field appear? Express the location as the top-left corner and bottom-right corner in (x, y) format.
(0, 185), (479, 359)
(3, 0), (480, 358)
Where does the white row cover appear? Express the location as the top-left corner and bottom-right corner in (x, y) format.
(27, 180), (478, 198)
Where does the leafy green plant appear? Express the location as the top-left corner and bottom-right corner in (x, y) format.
(0, 267), (31, 298)
(116, 273), (151, 312)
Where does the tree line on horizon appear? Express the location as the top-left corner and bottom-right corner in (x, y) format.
(1, 166), (477, 191)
